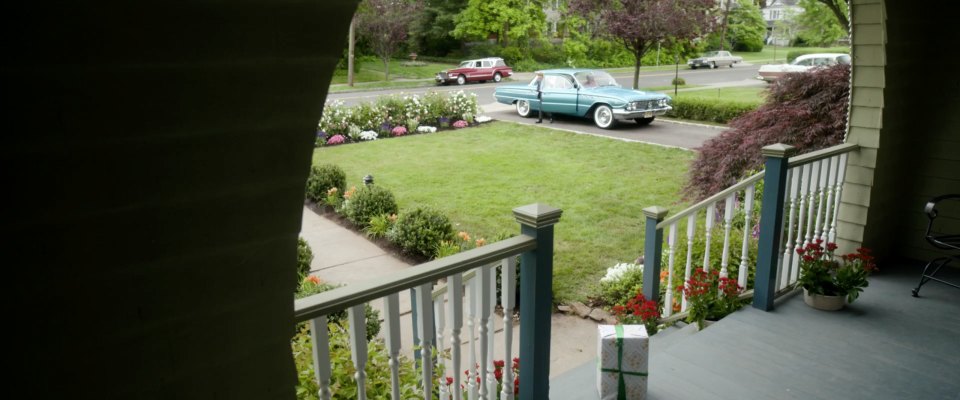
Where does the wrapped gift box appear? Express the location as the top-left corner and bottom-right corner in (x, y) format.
(597, 324), (648, 400)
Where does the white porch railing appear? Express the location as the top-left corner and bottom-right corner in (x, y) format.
(294, 204), (560, 400)
(643, 142), (858, 316)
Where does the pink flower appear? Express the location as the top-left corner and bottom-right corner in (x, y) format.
(326, 134), (346, 145)
(452, 120), (469, 128)
(391, 126), (407, 137)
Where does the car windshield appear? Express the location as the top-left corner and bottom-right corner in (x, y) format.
(458, 61), (472, 68)
(704, 51), (718, 57)
(574, 71), (618, 88)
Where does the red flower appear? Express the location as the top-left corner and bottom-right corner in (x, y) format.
(446, 376), (454, 386)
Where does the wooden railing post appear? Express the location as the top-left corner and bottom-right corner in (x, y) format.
(514, 203), (562, 400)
(753, 143), (796, 311)
(642, 206), (669, 304)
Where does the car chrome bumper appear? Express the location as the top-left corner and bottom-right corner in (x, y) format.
(613, 107), (671, 121)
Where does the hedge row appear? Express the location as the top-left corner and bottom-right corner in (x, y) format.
(666, 98), (760, 124)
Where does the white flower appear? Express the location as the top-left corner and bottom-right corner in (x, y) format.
(417, 126), (437, 133)
(599, 262), (643, 284)
(359, 130), (378, 141)
(475, 116), (492, 123)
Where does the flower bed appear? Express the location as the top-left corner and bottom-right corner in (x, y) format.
(316, 91), (490, 147)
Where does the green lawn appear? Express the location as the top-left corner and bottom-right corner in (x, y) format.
(312, 121), (693, 302)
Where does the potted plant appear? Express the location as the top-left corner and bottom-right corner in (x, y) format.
(681, 268), (744, 330)
(796, 240), (877, 311)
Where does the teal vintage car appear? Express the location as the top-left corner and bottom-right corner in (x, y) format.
(493, 69), (672, 129)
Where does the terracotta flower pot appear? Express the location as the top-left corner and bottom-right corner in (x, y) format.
(803, 289), (845, 311)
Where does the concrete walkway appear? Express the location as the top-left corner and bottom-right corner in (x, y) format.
(300, 206), (600, 378)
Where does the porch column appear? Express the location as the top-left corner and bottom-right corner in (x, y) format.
(514, 203), (562, 400)
(642, 206), (669, 304)
(753, 143), (796, 311)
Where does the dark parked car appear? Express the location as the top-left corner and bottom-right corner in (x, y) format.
(436, 57), (513, 85)
(493, 69), (672, 129)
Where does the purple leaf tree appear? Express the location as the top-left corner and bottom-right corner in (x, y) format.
(569, 0), (716, 89)
(356, 0), (424, 81)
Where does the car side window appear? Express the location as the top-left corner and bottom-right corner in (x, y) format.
(481, 61), (492, 68)
(795, 58), (813, 66)
(544, 75), (574, 90)
(495, 60), (505, 67)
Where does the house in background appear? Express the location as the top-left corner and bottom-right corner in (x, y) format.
(5, 0), (957, 398)
(761, 0), (803, 45)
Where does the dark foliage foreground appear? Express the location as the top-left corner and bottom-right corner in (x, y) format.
(684, 64), (850, 200)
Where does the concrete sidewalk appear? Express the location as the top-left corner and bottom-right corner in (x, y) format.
(300, 206), (600, 378)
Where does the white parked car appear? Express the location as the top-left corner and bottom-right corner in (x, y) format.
(687, 50), (743, 69)
(757, 53), (851, 82)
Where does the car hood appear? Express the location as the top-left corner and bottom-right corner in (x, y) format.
(583, 86), (668, 101)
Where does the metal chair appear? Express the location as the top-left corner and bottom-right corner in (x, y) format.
(912, 194), (960, 297)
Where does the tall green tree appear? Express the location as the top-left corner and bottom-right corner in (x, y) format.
(412, 0), (469, 56)
(452, 0), (547, 46)
(795, 0), (847, 46)
(812, 0), (849, 32)
(569, 0), (716, 89)
(356, 0), (425, 80)
(725, 1), (766, 51)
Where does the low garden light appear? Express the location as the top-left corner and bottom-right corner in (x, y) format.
(363, 174), (374, 186)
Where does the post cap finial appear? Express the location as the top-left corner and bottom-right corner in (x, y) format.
(761, 143), (797, 158)
(642, 206), (669, 220)
(513, 203), (562, 228)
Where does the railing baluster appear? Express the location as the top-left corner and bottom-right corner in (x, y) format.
(681, 214), (696, 312)
(822, 155), (839, 242)
(781, 168), (799, 290)
(813, 158), (830, 241)
(448, 273), (464, 400)
(500, 257), (517, 400)
(803, 161), (820, 251)
(486, 265), (497, 399)
(383, 294), (402, 400)
(436, 289), (448, 400)
(739, 184), (755, 289)
(466, 275), (478, 400)
(415, 284), (434, 399)
(477, 264), (492, 400)
(720, 195), (735, 279)
(703, 203), (715, 271)
(347, 305), (368, 400)
(663, 223), (678, 318)
(309, 316), (333, 400)
(828, 154), (848, 243)
(792, 164), (809, 283)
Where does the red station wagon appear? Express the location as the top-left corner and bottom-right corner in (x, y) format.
(436, 57), (513, 85)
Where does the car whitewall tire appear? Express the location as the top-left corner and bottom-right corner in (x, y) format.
(516, 100), (532, 118)
(494, 72), (502, 82)
(457, 75), (466, 85)
(593, 105), (615, 129)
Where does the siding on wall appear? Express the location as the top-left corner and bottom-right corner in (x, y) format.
(836, 0), (887, 254)
(847, 0), (960, 264)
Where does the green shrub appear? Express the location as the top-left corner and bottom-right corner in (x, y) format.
(305, 164), (346, 203)
(665, 98), (759, 124)
(671, 77), (687, 86)
(365, 213), (396, 239)
(293, 324), (429, 399)
(343, 185), (399, 229)
(388, 208), (454, 258)
(297, 237), (314, 281)
(599, 262), (646, 308)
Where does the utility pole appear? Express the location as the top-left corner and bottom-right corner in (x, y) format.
(348, 17), (355, 87)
